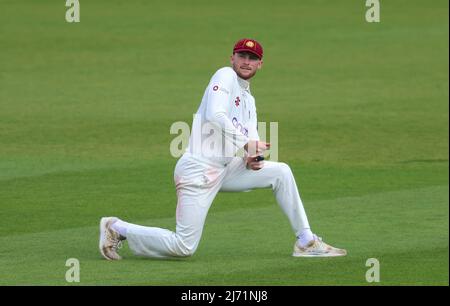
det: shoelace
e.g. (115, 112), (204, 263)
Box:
(312, 235), (325, 250)
(106, 232), (123, 250)
(114, 240), (123, 250)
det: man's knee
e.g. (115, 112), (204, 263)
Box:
(277, 162), (293, 178)
(176, 244), (197, 257)
(174, 235), (200, 257)
(269, 162), (296, 193)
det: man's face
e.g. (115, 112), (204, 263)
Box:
(230, 52), (263, 80)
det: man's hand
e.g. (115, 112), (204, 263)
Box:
(246, 155), (265, 171)
(244, 140), (270, 156)
(244, 141), (269, 170)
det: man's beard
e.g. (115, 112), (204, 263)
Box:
(233, 64), (257, 80)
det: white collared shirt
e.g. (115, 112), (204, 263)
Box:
(186, 67), (259, 166)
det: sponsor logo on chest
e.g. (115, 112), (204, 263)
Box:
(232, 117), (248, 137)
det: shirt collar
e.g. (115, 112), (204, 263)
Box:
(237, 76), (251, 93)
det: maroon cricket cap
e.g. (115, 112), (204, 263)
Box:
(233, 38), (263, 59)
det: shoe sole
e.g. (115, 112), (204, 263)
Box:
(99, 217), (114, 261)
(292, 251), (347, 258)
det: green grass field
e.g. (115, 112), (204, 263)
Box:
(0, 0), (448, 285)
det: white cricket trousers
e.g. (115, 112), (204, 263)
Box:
(126, 153), (311, 258)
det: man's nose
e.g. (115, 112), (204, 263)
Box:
(242, 56), (251, 64)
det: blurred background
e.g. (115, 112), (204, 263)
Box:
(0, 0), (448, 285)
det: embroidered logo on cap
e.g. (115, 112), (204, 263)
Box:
(245, 41), (255, 48)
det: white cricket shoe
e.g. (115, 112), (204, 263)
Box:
(99, 217), (124, 261)
(293, 235), (347, 257)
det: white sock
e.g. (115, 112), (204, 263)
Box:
(297, 229), (314, 248)
(111, 219), (130, 238)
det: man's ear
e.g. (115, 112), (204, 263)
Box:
(257, 60), (264, 70)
